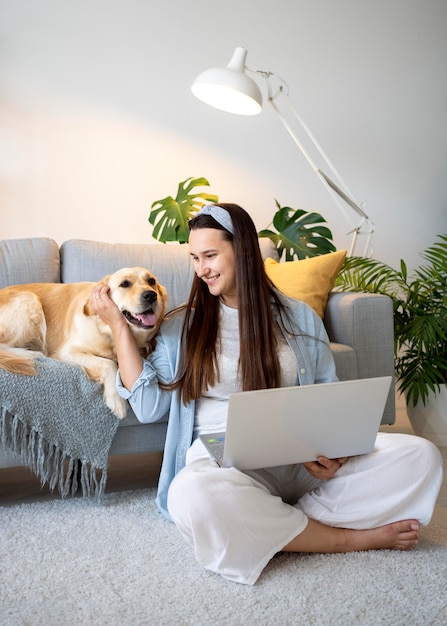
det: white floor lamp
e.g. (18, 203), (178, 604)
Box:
(191, 47), (375, 257)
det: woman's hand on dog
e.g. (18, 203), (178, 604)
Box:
(91, 283), (146, 391)
(91, 284), (125, 329)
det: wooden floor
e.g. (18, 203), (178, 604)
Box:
(1, 395), (446, 512)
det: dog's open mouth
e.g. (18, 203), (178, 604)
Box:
(123, 309), (157, 329)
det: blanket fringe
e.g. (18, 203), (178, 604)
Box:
(1, 407), (108, 500)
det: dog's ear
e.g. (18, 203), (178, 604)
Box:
(158, 283), (168, 300)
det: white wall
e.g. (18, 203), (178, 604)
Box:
(1, 0), (446, 270)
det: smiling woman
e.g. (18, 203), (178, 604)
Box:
(91, 202), (443, 586)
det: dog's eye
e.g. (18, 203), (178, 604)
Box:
(120, 280), (132, 288)
(147, 277), (156, 286)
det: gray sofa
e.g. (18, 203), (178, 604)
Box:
(0, 236), (395, 470)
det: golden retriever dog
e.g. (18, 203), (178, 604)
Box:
(0, 267), (168, 418)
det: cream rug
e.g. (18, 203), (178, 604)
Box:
(1, 488), (446, 626)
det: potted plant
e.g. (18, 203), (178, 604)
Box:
(149, 177), (336, 259)
(336, 234), (447, 446)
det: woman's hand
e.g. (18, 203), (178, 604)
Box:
(91, 284), (125, 330)
(303, 456), (348, 480)
(91, 283), (144, 391)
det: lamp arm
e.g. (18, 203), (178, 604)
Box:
(246, 69), (374, 256)
(281, 90), (364, 208)
(267, 95), (355, 217)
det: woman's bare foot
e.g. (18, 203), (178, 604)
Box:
(282, 518), (420, 554)
(344, 519), (420, 552)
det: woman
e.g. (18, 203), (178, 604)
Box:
(92, 203), (443, 585)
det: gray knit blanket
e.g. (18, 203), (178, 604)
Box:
(0, 356), (119, 498)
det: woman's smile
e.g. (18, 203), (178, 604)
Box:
(189, 228), (237, 308)
(204, 273), (220, 284)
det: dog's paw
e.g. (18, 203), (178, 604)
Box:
(104, 392), (128, 419)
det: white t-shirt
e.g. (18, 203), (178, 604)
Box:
(193, 301), (297, 437)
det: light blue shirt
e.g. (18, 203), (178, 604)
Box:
(117, 295), (337, 520)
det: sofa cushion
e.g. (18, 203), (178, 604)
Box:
(0, 238), (60, 288)
(264, 250), (347, 318)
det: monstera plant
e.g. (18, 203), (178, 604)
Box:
(258, 200), (336, 260)
(149, 177), (336, 259)
(149, 177), (218, 243)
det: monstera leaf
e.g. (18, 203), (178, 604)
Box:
(258, 201), (336, 260)
(149, 177), (218, 243)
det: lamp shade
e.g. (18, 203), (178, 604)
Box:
(191, 47), (262, 115)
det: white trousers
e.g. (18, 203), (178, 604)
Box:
(167, 433), (443, 585)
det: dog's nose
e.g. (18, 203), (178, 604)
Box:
(142, 290), (157, 305)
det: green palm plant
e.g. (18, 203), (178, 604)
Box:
(149, 179), (335, 258)
(335, 234), (447, 407)
(149, 177), (218, 243)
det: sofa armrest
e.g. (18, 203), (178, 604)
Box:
(324, 291), (395, 424)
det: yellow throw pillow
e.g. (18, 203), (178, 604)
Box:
(264, 250), (347, 318)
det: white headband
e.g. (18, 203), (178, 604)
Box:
(197, 204), (234, 234)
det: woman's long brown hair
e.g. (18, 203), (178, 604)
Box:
(165, 203), (286, 405)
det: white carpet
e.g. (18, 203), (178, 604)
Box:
(1, 488), (447, 626)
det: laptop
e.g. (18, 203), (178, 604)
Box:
(199, 376), (392, 470)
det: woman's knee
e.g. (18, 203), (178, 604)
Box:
(167, 460), (215, 525)
(414, 436), (443, 479)
(379, 433), (442, 466)
(402, 433), (443, 468)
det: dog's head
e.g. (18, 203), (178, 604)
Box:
(105, 267), (167, 341)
